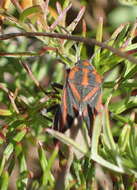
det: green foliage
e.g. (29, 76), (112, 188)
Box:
(118, 0), (137, 5)
(0, 0), (137, 189)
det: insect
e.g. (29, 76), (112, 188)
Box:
(54, 60), (102, 133)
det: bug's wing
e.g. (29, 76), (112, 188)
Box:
(54, 81), (79, 132)
(82, 86), (102, 131)
(88, 88), (102, 111)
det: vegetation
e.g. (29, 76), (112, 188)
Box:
(0, 0), (137, 189)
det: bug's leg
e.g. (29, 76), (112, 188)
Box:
(51, 82), (63, 94)
(53, 104), (62, 131)
(51, 82), (63, 89)
(46, 104), (60, 112)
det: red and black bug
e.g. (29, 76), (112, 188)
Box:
(54, 60), (102, 133)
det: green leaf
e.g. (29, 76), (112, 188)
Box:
(99, 55), (123, 74)
(0, 171), (9, 190)
(123, 64), (137, 80)
(108, 23), (128, 47)
(118, 0), (137, 5)
(17, 153), (28, 190)
(4, 143), (14, 160)
(15, 143), (23, 157)
(91, 113), (102, 155)
(110, 96), (137, 114)
(66, 6), (85, 33)
(63, 0), (70, 9)
(0, 143), (14, 175)
(48, 146), (58, 174)
(94, 17), (103, 68)
(38, 145), (54, 186)
(112, 113), (130, 124)
(102, 108), (116, 150)
(19, 5), (42, 23)
(0, 109), (12, 116)
(46, 129), (87, 155)
(0, 157), (6, 176)
(128, 128), (137, 160)
(38, 146), (48, 185)
(13, 126), (27, 142)
(91, 154), (125, 173)
(118, 124), (131, 152)
(125, 43), (137, 51)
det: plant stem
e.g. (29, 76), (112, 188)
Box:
(0, 32), (137, 64)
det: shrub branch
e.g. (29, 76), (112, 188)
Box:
(0, 32), (137, 64)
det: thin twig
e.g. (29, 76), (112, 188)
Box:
(19, 60), (47, 94)
(0, 46), (58, 57)
(0, 32), (137, 64)
(0, 83), (19, 113)
(70, 0), (96, 29)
